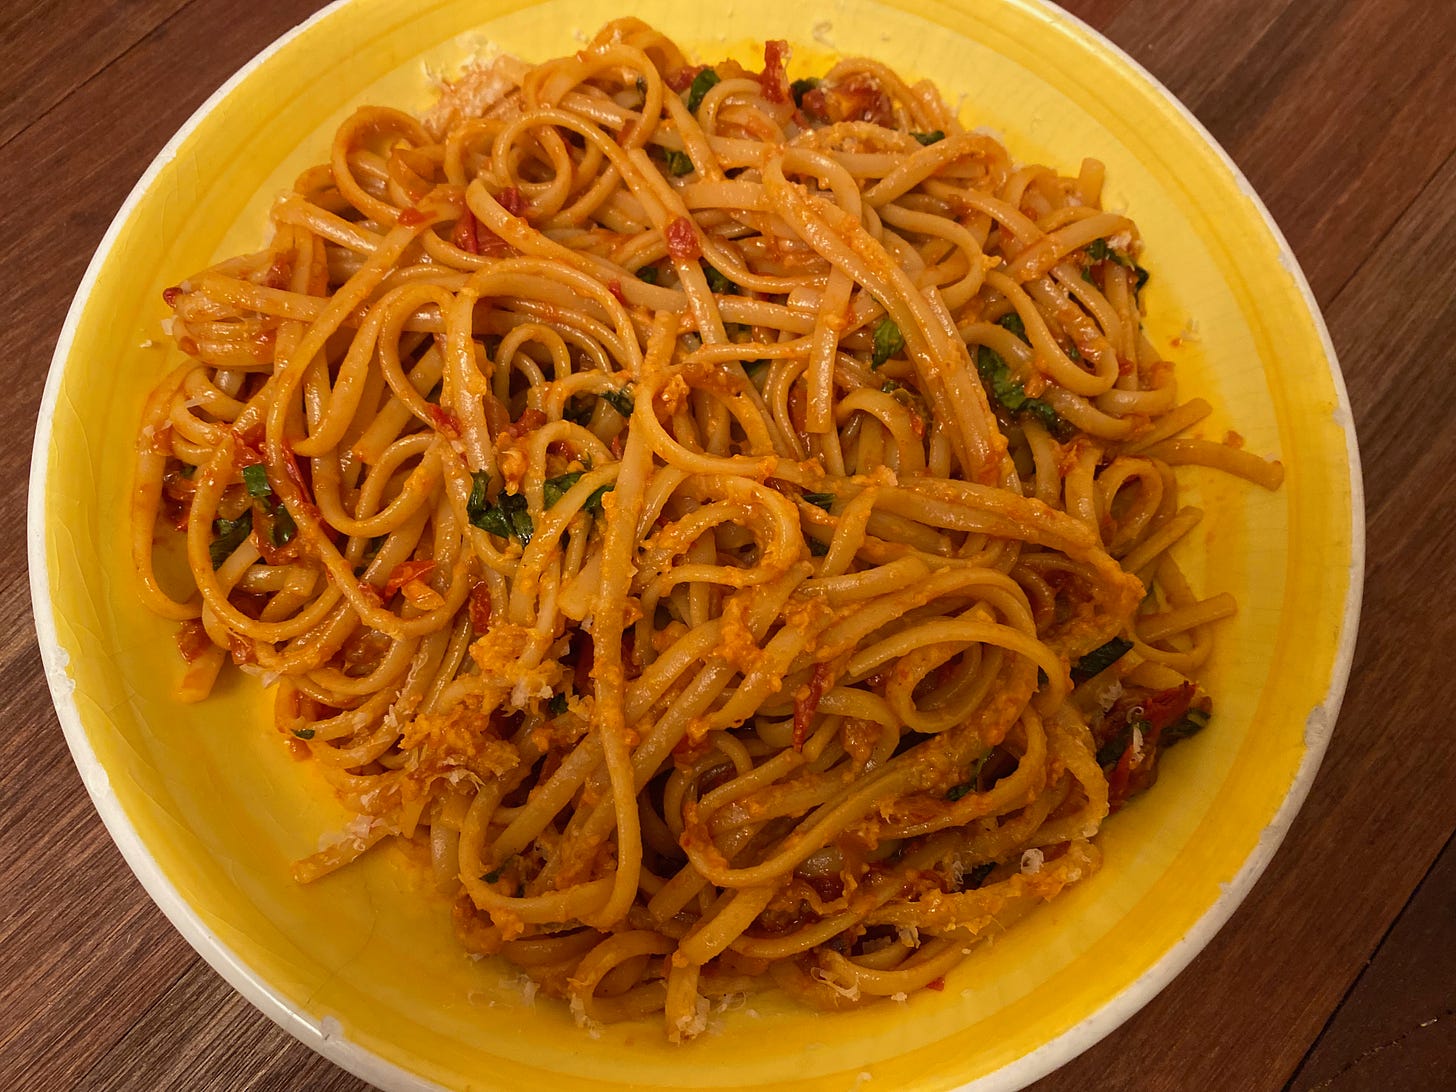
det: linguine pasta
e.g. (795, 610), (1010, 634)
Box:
(134, 20), (1282, 1040)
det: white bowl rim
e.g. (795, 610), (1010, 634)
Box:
(27, 1), (1365, 1089)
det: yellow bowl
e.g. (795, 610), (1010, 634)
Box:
(30, 0), (1362, 1088)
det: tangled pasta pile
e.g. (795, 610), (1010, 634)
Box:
(134, 20), (1282, 1039)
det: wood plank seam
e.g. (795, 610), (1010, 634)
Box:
(1284, 827), (1456, 1090)
(1295, 1010), (1456, 1091)
(1287, 827), (1456, 1089)
(0, 0), (204, 158)
(1314, 143), (1456, 314)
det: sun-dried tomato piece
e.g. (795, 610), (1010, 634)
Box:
(497, 186), (526, 216)
(452, 209), (480, 254)
(792, 662), (834, 750)
(468, 582), (492, 633)
(175, 619), (211, 663)
(665, 216), (700, 260)
(428, 404), (463, 439)
(383, 559), (437, 600)
(759, 40), (790, 103)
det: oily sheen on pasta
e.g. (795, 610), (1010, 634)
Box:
(134, 21), (1283, 1040)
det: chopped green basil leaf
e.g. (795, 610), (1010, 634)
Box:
(1096, 718), (1146, 768)
(466, 470), (491, 525)
(790, 77), (820, 107)
(292, 727), (315, 740)
(583, 482), (614, 515)
(241, 463), (271, 497)
(503, 493), (533, 545)
(634, 265), (659, 285)
(472, 504), (510, 541)
(946, 782), (973, 801)
(972, 748), (995, 787)
(663, 149), (694, 176)
(543, 471), (584, 508)
(911, 130), (945, 145)
(601, 385), (635, 418)
(996, 312), (1027, 340)
(1021, 398), (1061, 434)
(871, 317), (904, 369)
(1089, 237), (1148, 292)
(976, 346), (1027, 410)
(268, 503), (297, 548)
(802, 491), (835, 511)
(1164, 708), (1210, 746)
(701, 261), (735, 295)
(471, 488), (533, 546)
(1072, 636), (1133, 682)
(548, 693), (569, 717)
(881, 378), (926, 414)
(686, 69), (720, 112)
(563, 396), (594, 425)
(209, 510), (254, 569)
(976, 346), (1066, 435)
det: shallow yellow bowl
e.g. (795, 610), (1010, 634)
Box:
(30, 0), (1362, 1088)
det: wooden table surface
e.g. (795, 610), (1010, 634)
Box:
(3, 1), (1453, 1088)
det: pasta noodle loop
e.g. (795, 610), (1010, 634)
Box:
(135, 22), (1284, 1040)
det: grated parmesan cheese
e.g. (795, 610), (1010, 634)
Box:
(521, 981), (538, 1006)
(811, 968), (862, 1001)
(1097, 680), (1124, 713)
(669, 996), (711, 1042)
(713, 992), (747, 1013)
(238, 664), (281, 688)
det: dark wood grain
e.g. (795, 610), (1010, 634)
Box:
(1290, 832), (1456, 1090)
(84, 961), (370, 1092)
(0, 0), (355, 1089)
(1094, 0), (1456, 307)
(4, 1), (1453, 1089)
(0, 0), (194, 147)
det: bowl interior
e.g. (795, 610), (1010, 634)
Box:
(33, 0), (1360, 1088)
